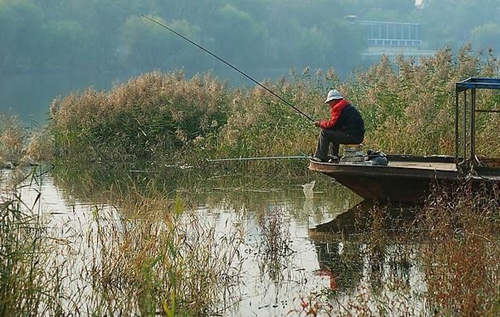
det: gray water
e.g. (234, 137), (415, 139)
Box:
(0, 72), (135, 123)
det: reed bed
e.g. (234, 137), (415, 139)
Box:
(0, 168), (246, 316)
(0, 115), (53, 167)
(48, 70), (230, 166)
(0, 47), (497, 171)
(349, 45), (500, 156)
(0, 115), (27, 166)
(41, 45), (500, 174)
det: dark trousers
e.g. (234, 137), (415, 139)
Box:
(314, 129), (363, 160)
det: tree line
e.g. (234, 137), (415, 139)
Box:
(0, 0), (499, 80)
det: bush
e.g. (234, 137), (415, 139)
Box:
(49, 70), (230, 164)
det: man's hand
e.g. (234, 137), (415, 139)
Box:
(314, 121), (320, 127)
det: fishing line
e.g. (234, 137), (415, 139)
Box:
(115, 4), (314, 122)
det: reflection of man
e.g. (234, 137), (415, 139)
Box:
(312, 240), (363, 292)
(315, 264), (338, 290)
(312, 89), (365, 162)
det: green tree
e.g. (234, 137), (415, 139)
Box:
(40, 20), (87, 69)
(0, 0), (44, 71)
(294, 26), (330, 67)
(2, 0), (498, 84)
(206, 4), (269, 69)
(471, 23), (500, 54)
(418, 0), (500, 50)
(121, 15), (202, 72)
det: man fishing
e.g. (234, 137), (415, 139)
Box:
(312, 89), (365, 162)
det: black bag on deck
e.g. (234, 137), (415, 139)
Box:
(367, 150), (388, 166)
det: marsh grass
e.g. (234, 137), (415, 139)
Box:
(255, 207), (294, 283)
(419, 184), (500, 316)
(49, 70), (230, 165)
(295, 185), (500, 316)
(0, 115), (27, 165)
(44, 46), (500, 176)
(351, 46), (500, 156)
(0, 167), (61, 316)
(0, 115), (53, 167)
(86, 195), (245, 316)
(1, 167), (246, 316)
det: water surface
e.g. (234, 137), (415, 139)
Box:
(2, 166), (431, 316)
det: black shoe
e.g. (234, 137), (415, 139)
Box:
(311, 156), (326, 162)
(328, 156), (339, 163)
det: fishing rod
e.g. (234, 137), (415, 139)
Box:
(206, 155), (309, 162)
(137, 12), (315, 122)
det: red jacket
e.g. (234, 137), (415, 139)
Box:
(319, 99), (349, 129)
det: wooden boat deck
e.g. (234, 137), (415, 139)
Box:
(309, 155), (460, 176)
(385, 160), (457, 171)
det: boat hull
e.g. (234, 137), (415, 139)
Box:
(309, 156), (499, 203)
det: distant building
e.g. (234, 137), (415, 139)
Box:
(357, 19), (435, 61)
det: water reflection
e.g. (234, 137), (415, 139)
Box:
(310, 200), (419, 237)
(307, 202), (427, 316)
(2, 164), (434, 316)
(309, 239), (427, 315)
(2, 165), (363, 315)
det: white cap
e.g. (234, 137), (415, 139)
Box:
(324, 89), (343, 103)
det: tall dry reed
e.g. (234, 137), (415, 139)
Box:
(49, 70), (229, 165)
(1, 167), (246, 316)
(419, 183), (500, 316)
(0, 115), (54, 166)
(0, 115), (27, 165)
(45, 45), (500, 172)
(350, 45), (500, 156)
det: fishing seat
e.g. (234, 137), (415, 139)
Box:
(340, 144), (365, 162)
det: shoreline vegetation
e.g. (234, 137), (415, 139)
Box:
(2, 46), (500, 172)
(1, 46), (500, 170)
(1, 47), (500, 315)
